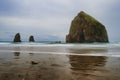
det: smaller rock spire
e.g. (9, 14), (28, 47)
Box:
(13, 33), (21, 42)
(29, 35), (35, 42)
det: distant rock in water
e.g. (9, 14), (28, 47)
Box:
(66, 11), (109, 43)
(13, 33), (21, 42)
(29, 35), (35, 42)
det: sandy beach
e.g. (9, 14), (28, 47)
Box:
(0, 43), (120, 80)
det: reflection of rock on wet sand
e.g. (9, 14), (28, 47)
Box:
(69, 55), (107, 79)
(69, 55), (106, 70)
(14, 52), (20, 59)
(14, 47), (21, 59)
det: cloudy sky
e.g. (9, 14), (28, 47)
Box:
(0, 0), (120, 42)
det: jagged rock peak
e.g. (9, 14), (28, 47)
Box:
(66, 11), (109, 43)
(13, 33), (21, 42)
(79, 11), (85, 14)
(29, 35), (35, 42)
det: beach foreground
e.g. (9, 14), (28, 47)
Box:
(0, 42), (120, 80)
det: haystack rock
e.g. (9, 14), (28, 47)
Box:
(29, 35), (35, 42)
(66, 11), (109, 43)
(13, 33), (21, 42)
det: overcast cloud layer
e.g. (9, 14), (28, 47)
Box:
(0, 0), (120, 42)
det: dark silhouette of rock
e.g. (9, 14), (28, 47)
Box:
(14, 52), (20, 56)
(31, 61), (38, 65)
(13, 33), (21, 42)
(66, 11), (109, 43)
(29, 35), (35, 42)
(14, 52), (20, 59)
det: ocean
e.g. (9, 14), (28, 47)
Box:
(0, 42), (120, 80)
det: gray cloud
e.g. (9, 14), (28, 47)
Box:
(0, 0), (120, 42)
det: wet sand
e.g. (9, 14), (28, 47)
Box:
(0, 44), (120, 80)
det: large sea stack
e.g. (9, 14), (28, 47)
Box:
(29, 35), (35, 42)
(13, 33), (21, 42)
(66, 11), (109, 43)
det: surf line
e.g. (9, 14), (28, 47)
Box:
(0, 50), (120, 57)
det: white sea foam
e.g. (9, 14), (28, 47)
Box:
(0, 43), (119, 49)
(0, 42), (120, 57)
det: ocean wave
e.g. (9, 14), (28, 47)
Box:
(0, 42), (120, 49)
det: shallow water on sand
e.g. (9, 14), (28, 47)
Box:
(0, 42), (120, 80)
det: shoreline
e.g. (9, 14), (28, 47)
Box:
(0, 43), (120, 80)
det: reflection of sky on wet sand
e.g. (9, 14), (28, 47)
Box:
(0, 51), (72, 80)
(0, 45), (120, 80)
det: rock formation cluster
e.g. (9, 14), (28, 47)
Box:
(13, 33), (35, 42)
(13, 11), (109, 43)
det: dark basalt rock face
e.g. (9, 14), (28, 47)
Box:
(13, 33), (21, 42)
(29, 35), (35, 42)
(66, 11), (109, 43)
